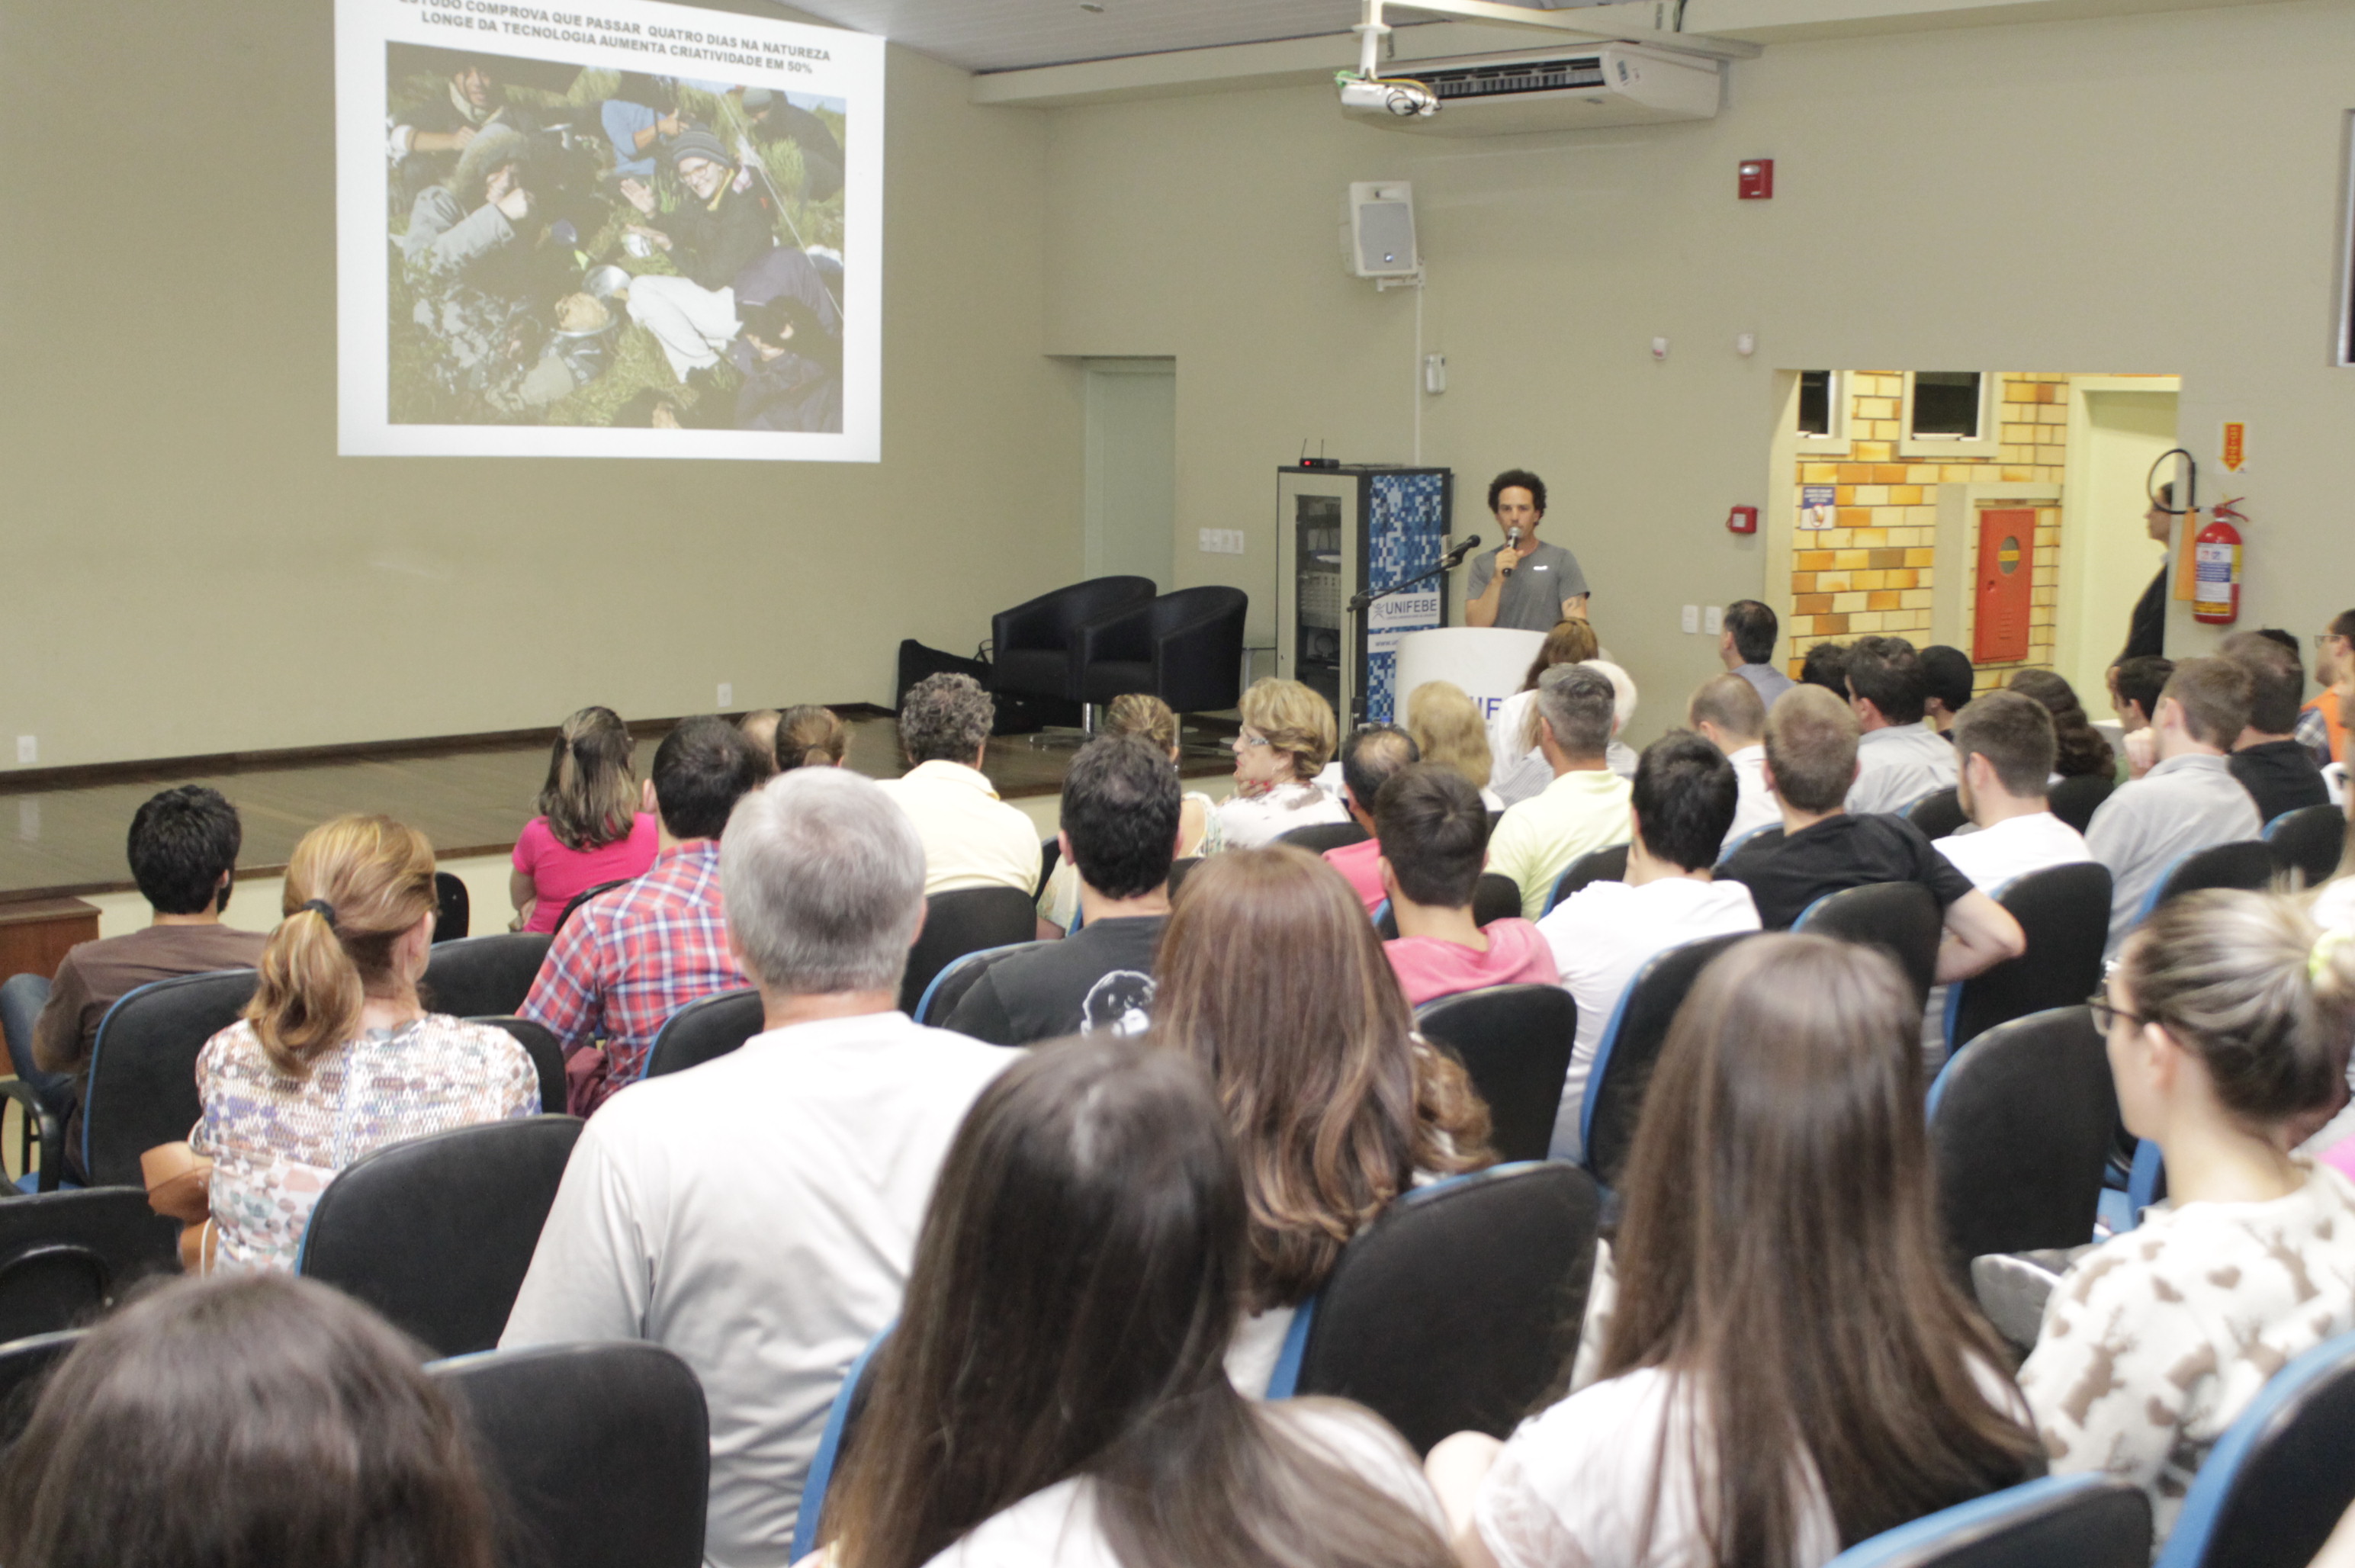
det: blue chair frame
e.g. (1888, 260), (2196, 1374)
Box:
(2154, 1328), (2355, 1567)
(1827, 1473), (2150, 1566)
(792, 1327), (895, 1562)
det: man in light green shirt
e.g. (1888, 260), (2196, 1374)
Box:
(1488, 664), (1634, 918)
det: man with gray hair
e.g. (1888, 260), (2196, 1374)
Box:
(503, 767), (1014, 1568)
(1485, 663), (1634, 918)
(875, 671), (1042, 895)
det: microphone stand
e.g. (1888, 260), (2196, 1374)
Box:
(1341, 536), (1480, 726)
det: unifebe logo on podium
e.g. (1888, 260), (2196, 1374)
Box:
(336, 0), (882, 460)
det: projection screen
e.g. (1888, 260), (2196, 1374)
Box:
(336, 0), (882, 460)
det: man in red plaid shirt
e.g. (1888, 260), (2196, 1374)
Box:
(522, 717), (761, 1115)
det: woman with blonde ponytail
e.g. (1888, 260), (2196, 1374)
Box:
(192, 815), (539, 1271)
(2022, 889), (2355, 1546)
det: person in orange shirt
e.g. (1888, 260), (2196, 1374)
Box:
(2299, 610), (2355, 766)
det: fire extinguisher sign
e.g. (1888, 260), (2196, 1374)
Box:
(2221, 421), (2249, 473)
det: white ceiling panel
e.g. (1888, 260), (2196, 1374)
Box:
(769, 0), (1384, 73)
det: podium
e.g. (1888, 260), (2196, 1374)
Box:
(1274, 465), (1454, 726)
(1393, 628), (1547, 729)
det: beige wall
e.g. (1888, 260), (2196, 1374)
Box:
(2, 0), (1078, 770)
(1041, 0), (2355, 744)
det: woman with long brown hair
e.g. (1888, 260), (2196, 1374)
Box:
(1427, 934), (2038, 1567)
(1152, 847), (1492, 1393)
(195, 815), (538, 1271)
(2006, 668), (2116, 778)
(824, 1039), (1454, 1568)
(509, 705), (657, 932)
(1491, 620), (1602, 805)
(0, 1274), (500, 1568)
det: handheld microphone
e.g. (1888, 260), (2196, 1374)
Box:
(1508, 525), (1523, 547)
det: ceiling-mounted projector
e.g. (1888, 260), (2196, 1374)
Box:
(1340, 43), (1722, 135)
(1338, 76), (1438, 118)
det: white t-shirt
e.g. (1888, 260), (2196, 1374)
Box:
(1489, 691), (1552, 808)
(923, 1399), (1444, 1568)
(1934, 810), (2093, 894)
(1535, 877), (1761, 1161)
(1723, 744), (1780, 847)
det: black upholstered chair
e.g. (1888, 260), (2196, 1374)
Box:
(1545, 843), (1629, 914)
(1414, 986), (1576, 1164)
(298, 1115), (583, 1358)
(1034, 837), (1060, 901)
(1277, 821), (1368, 854)
(0, 1189), (178, 1342)
(1944, 863), (2112, 1055)
(1579, 932), (1756, 1188)
(1076, 586), (1250, 716)
(555, 878), (634, 935)
(899, 888), (1041, 1015)
(2265, 803), (2345, 888)
(432, 1342), (710, 1568)
(1277, 1163), (1602, 1454)
(466, 1016), (567, 1117)
(1, 973), (73, 1184)
(1165, 857), (1202, 899)
(1908, 786), (1968, 840)
(422, 933), (551, 1023)
(1926, 1006), (2114, 1284)
(991, 577), (1158, 712)
(80, 969), (258, 1189)
(2047, 773), (2116, 835)
(1794, 881), (1942, 1008)
(2133, 839), (2275, 927)
(1827, 1473), (2150, 1568)
(643, 988), (766, 1081)
(1373, 873), (1521, 940)
(2151, 1328), (2355, 1568)
(0, 1329), (83, 1447)
(433, 871), (471, 943)
(915, 941), (1049, 1027)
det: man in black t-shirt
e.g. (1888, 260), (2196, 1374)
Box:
(945, 736), (1181, 1046)
(1718, 686), (2023, 982)
(2221, 631), (2331, 824)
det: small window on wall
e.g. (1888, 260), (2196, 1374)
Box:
(1794, 370), (1849, 454)
(1899, 371), (1999, 458)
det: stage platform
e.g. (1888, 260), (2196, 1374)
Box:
(0, 712), (1239, 903)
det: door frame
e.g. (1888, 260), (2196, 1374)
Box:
(2056, 375), (2180, 693)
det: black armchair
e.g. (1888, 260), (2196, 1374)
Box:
(990, 577), (1158, 708)
(1077, 586), (1249, 715)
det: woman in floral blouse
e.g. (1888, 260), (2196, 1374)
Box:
(193, 815), (538, 1272)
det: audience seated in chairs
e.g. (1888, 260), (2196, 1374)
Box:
(1537, 731), (1759, 1162)
(1489, 619), (1599, 807)
(1920, 644), (1976, 734)
(1424, 934), (2041, 1567)
(509, 706), (658, 935)
(503, 766), (1013, 1568)
(1798, 638), (1851, 696)
(1325, 725), (1422, 912)
(2109, 653), (2174, 744)
(1486, 665), (1634, 921)
(737, 708), (783, 779)
(2302, 610), (2355, 768)
(0, 1274), (500, 1566)
(1406, 680), (1506, 809)
(2086, 657), (2263, 957)
(519, 715), (757, 1113)
(2008, 667), (2117, 780)
(1720, 597), (1795, 713)
(822, 1039), (1454, 1568)
(773, 703), (850, 773)
(1375, 766), (1558, 1009)
(2222, 630), (2333, 823)
(1586, 660), (1643, 782)
(1718, 686), (2025, 991)
(1688, 673), (1780, 843)
(1149, 847), (1492, 1395)
(27, 786), (264, 1183)
(1216, 678), (1349, 850)
(1939, 692), (2096, 894)
(2022, 891), (2355, 1547)
(1036, 692), (1219, 930)
(1845, 635), (1959, 815)
(875, 673), (1043, 896)
(191, 815), (538, 1272)
(946, 735), (1178, 1046)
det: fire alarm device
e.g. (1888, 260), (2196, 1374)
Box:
(1738, 159), (1773, 199)
(1726, 505), (1758, 535)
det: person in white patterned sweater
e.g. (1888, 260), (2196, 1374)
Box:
(2021, 889), (2355, 1544)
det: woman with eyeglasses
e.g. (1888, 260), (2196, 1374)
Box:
(1213, 679), (1349, 850)
(2020, 889), (2355, 1546)
(2301, 612), (2355, 767)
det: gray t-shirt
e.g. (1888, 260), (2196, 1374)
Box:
(1468, 538), (1591, 631)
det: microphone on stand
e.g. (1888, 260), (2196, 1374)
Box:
(1444, 533), (1482, 565)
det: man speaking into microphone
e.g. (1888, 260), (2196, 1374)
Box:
(1466, 468), (1592, 631)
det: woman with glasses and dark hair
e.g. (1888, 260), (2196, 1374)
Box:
(822, 1039), (1456, 1568)
(2022, 890), (2355, 1547)
(1426, 934), (2039, 1568)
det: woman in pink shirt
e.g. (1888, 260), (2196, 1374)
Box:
(509, 707), (658, 933)
(1377, 766), (1560, 1008)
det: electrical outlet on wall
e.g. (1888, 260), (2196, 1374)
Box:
(14, 736), (33, 765)
(1197, 529), (1245, 556)
(1680, 605), (1700, 635)
(1704, 606), (1724, 634)
(717, 683), (734, 708)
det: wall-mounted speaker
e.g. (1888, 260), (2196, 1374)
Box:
(1341, 182), (1418, 279)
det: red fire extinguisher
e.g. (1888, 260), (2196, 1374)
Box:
(2193, 500), (2245, 625)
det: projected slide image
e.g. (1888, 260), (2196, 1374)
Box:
(339, 0), (882, 461)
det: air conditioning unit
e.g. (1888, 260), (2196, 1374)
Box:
(1342, 43), (1721, 136)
